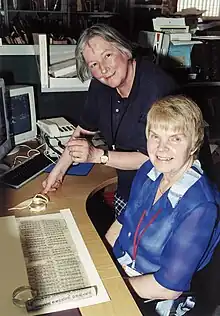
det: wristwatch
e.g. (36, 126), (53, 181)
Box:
(100, 149), (109, 165)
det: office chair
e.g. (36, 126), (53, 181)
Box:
(184, 240), (220, 316)
(140, 241), (220, 316)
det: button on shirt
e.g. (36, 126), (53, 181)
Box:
(113, 160), (220, 292)
(111, 96), (130, 144)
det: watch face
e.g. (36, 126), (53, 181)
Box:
(101, 155), (108, 164)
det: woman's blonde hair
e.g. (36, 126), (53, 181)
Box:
(146, 95), (204, 158)
(75, 24), (133, 82)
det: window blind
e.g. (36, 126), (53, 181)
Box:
(177, 0), (220, 16)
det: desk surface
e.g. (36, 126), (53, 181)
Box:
(1, 164), (141, 316)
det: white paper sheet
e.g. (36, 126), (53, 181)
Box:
(0, 209), (110, 316)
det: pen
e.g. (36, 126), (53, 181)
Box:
(26, 285), (97, 311)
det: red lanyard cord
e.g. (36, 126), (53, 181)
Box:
(132, 208), (162, 262)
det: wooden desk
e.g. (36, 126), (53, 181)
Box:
(1, 164), (141, 316)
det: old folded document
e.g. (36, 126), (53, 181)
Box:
(0, 209), (109, 316)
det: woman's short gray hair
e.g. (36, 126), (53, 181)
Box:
(75, 24), (133, 82)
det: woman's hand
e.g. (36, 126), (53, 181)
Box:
(66, 138), (103, 163)
(42, 168), (65, 194)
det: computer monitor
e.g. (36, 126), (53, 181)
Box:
(0, 78), (12, 173)
(7, 85), (37, 147)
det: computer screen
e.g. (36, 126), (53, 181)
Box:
(0, 79), (12, 162)
(7, 85), (37, 145)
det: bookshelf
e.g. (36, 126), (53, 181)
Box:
(0, 0), (119, 91)
(1, 0), (119, 30)
(2, 0), (71, 26)
(0, 41), (90, 92)
(34, 34), (90, 92)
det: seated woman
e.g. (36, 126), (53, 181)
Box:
(105, 95), (220, 315)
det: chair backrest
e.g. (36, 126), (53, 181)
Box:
(195, 240), (220, 298)
(188, 239), (220, 315)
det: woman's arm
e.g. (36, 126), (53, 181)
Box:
(129, 274), (182, 300)
(105, 220), (182, 300)
(104, 150), (148, 170)
(66, 136), (148, 170)
(105, 220), (122, 247)
(54, 125), (97, 169)
(42, 125), (96, 193)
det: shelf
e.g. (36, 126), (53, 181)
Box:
(43, 77), (90, 92)
(8, 9), (69, 13)
(7, 9), (116, 15)
(0, 45), (35, 55)
(186, 81), (220, 87)
(132, 4), (163, 9)
(75, 11), (117, 15)
(0, 44), (75, 58)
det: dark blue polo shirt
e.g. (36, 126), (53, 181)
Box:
(80, 57), (178, 201)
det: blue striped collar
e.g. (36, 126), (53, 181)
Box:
(147, 160), (203, 208)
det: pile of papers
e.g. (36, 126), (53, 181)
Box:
(49, 58), (77, 78)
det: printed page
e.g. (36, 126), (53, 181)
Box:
(16, 209), (109, 315)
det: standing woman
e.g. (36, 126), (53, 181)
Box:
(42, 24), (178, 219)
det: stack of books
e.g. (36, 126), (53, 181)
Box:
(49, 57), (77, 78)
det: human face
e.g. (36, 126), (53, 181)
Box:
(147, 126), (194, 179)
(83, 36), (130, 88)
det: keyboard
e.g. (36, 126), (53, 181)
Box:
(0, 153), (54, 189)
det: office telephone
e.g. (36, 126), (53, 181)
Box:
(37, 117), (106, 158)
(37, 117), (75, 157)
(37, 117), (75, 138)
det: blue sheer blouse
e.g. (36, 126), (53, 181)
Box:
(113, 160), (220, 291)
